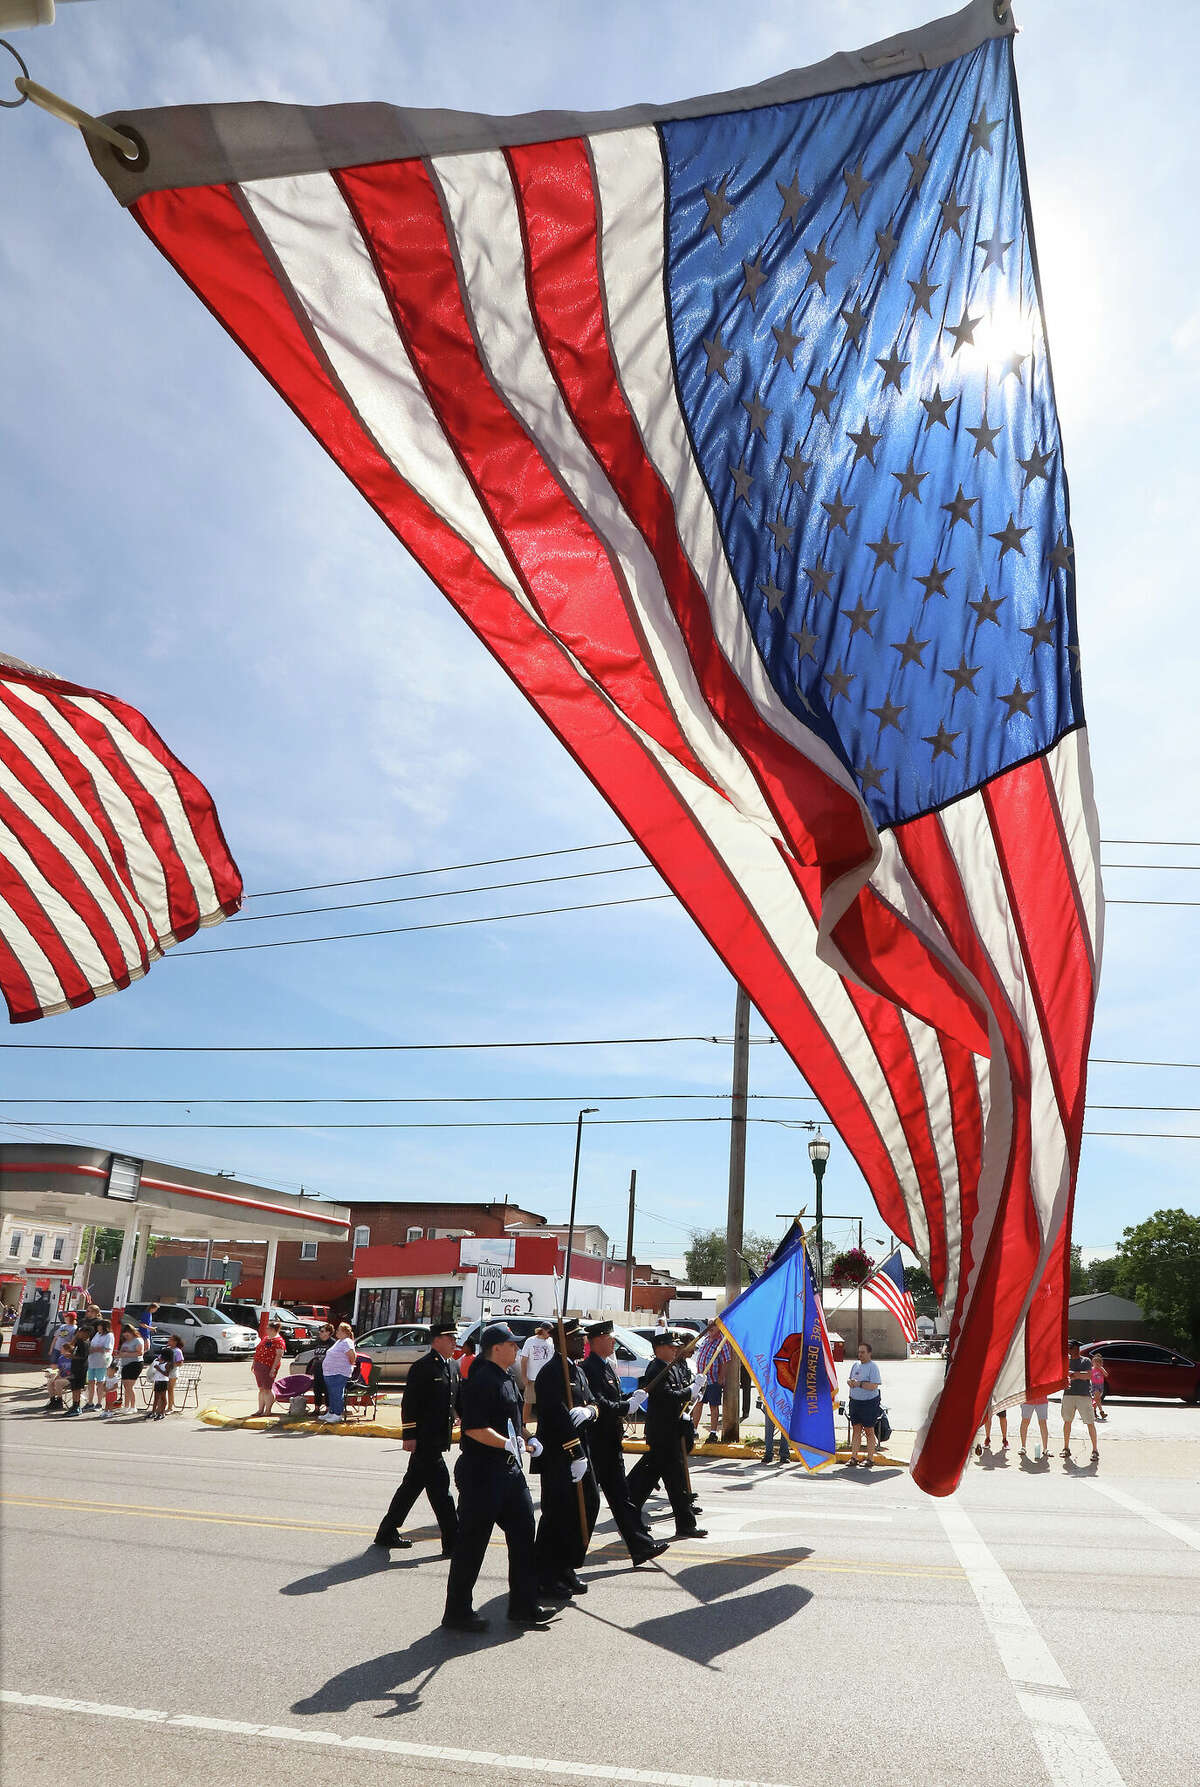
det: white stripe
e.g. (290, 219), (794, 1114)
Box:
(1046, 729), (1103, 964)
(0, 886), (67, 1013)
(66, 695), (220, 916)
(6, 685), (173, 935)
(245, 161), (921, 1192)
(433, 147), (784, 845)
(0, 815), (115, 989)
(1086, 1481), (1200, 1553)
(936, 1503), (1128, 1787)
(0, 1692), (794, 1787)
(0, 694), (157, 951)
(0, 748), (149, 972)
(240, 171), (522, 604)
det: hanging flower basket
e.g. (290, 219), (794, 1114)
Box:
(828, 1247), (875, 1290)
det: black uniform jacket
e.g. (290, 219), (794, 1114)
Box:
(533, 1354), (597, 1471)
(401, 1347), (459, 1451)
(641, 1354), (694, 1442)
(457, 1356), (525, 1465)
(579, 1349), (631, 1446)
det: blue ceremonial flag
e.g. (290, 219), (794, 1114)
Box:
(718, 1227), (836, 1472)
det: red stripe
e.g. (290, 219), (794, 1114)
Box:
(337, 157), (715, 794)
(0, 925), (40, 1023)
(131, 181), (912, 1209)
(983, 758), (1096, 1398)
(0, 851), (96, 1011)
(503, 136), (966, 1277)
(894, 805), (1037, 1496)
(0, 682), (153, 956)
(0, 784), (140, 994)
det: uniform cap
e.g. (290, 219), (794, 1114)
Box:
(479, 1322), (520, 1349)
(585, 1319), (614, 1338)
(430, 1322), (457, 1339)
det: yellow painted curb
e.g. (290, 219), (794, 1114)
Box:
(195, 1407), (910, 1465)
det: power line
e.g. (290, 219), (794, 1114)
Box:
(2, 1116), (1195, 1138)
(0, 1034), (779, 1053)
(1099, 838), (1200, 847)
(173, 893), (675, 956)
(230, 863), (655, 924)
(0, 1091), (819, 1107)
(247, 839), (638, 900)
(1101, 863), (1200, 871)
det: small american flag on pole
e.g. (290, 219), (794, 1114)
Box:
(862, 1250), (920, 1346)
(86, 0), (1100, 1492)
(0, 654), (242, 1022)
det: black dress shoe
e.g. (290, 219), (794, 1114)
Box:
(564, 1572), (588, 1595)
(537, 1579), (573, 1600)
(507, 1605), (556, 1626)
(441, 1612), (489, 1633)
(372, 1532), (413, 1550)
(630, 1539), (670, 1566)
(672, 1525), (708, 1540)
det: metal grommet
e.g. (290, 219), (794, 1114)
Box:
(993, 0), (1011, 23)
(0, 37), (31, 107)
(108, 121), (149, 172)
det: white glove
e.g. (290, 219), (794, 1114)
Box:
(690, 1375), (705, 1395)
(525, 1435), (543, 1458)
(569, 1404), (596, 1426)
(504, 1433), (523, 1462)
(569, 1457), (588, 1482)
(627, 1389), (648, 1413)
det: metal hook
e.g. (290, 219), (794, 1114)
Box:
(1, 37), (147, 168)
(0, 37), (30, 106)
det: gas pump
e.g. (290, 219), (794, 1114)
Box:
(9, 1269), (75, 1359)
(180, 1277), (231, 1308)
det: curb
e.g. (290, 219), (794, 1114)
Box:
(195, 1406), (909, 1464)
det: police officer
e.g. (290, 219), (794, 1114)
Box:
(374, 1321), (460, 1555)
(533, 1319), (600, 1598)
(626, 1331), (708, 1539)
(442, 1323), (555, 1634)
(580, 1319), (669, 1568)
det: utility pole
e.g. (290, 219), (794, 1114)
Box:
(721, 985), (751, 1442)
(624, 1169), (636, 1314)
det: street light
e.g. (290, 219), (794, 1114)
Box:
(807, 1130), (831, 1291)
(562, 1107), (599, 1312)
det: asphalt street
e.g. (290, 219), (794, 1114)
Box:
(1, 1364), (1197, 1787)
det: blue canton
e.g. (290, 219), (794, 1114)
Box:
(661, 38), (1081, 829)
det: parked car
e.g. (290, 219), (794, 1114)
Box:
(124, 1301), (258, 1361)
(217, 1302), (312, 1354)
(1079, 1340), (1200, 1402)
(293, 1322), (432, 1386)
(287, 1303), (331, 1325)
(456, 1316), (655, 1393)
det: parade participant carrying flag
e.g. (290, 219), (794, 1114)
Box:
(862, 1251), (920, 1347)
(718, 1225), (836, 1473)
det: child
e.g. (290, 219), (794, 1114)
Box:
(1089, 1352), (1109, 1422)
(147, 1344), (172, 1420)
(166, 1340), (184, 1413)
(101, 1360), (122, 1419)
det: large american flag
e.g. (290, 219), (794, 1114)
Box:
(88, 0), (1101, 1493)
(0, 654), (242, 1021)
(862, 1250), (921, 1346)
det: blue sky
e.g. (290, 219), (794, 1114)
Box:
(1, 0), (1197, 1270)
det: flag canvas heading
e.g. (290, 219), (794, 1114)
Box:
(82, 0), (1101, 1495)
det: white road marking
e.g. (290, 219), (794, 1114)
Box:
(1086, 1480), (1200, 1552)
(936, 1501), (1128, 1787)
(0, 1691), (790, 1786)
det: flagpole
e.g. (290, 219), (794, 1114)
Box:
(721, 984), (750, 1443)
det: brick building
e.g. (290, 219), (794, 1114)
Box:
(151, 1199), (548, 1314)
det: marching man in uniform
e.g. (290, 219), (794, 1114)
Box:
(374, 1320), (460, 1556)
(626, 1330), (708, 1540)
(533, 1318), (600, 1600)
(580, 1319), (669, 1568)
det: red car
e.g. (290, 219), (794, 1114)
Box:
(1080, 1340), (1200, 1403)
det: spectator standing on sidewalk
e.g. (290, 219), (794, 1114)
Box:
(85, 1320), (114, 1410)
(1019, 1400), (1049, 1460)
(846, 1343), (882, 1467)
(1061, 1340), (1100, 1463)
(319, 1323), (356, 1423)
(518, 1322), (555, 1421)
(118, 1325), (145, 1411)
(252, 1320), (287, 1416)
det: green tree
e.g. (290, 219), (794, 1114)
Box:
(1110, 1208), (1200, 1349)
(904, 1266), (940, 1318)
(1069, 1243), (1087, 1296)
(685, 1227), (777, 1286)
(1083, 1255), (1120, 1295)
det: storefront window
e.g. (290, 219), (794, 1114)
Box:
(358, 1285), (462, 1331)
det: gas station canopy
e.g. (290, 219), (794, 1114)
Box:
(0, 1143), (349, 1246)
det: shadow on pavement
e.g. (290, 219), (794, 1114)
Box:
(670, 1545), (813, 1603)
(292, 1610), (527, 1717)
(623, 1581), (812, 1666)
(281, 1547), (407, 1596)
(837, 1464), (904, 1483)
(975, 1447), (1013, 1470)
